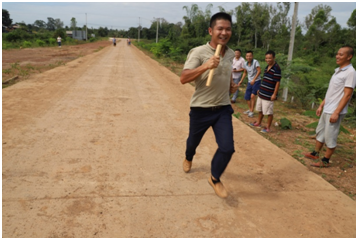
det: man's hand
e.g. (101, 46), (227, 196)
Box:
(330, 112), (339, 123)
(230, 83), (239, 94)
(270, 94), (276, 101)
(316, 106), (323, 117)
(204, 55), (220, 70)
(250, 81), (254, 86)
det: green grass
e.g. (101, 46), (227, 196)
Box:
(303, 110), (320, 119)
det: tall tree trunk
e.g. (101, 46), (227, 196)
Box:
(255, 30), (257, 48)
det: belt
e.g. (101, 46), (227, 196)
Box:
(190, 105), (229, 111)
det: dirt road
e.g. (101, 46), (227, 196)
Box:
(2, 39), (355, 237)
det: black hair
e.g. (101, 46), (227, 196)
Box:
(265, 50), (276, 57)
(341, 45), (354, 58)
(246, 50), (253, 55)
(235, 49), (242, 53)
(210, 12), (232, 28)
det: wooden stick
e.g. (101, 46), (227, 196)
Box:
(206, 44), (222, 87)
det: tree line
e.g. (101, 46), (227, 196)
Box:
(2, 4), (356, 119)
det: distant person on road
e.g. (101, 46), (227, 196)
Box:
(238, 51), (261, 118)
(127, 37), (131, 46)
(304, 45), (356, 167)
(231, 49), (245, 103)
(249, 50), (281, 133)
(57, 36), (62, 48)
(113, 37), (116, 46)
(180, 12), (238, 198)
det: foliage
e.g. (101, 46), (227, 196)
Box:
(22, 41), (32, 48)
(2, 9), (12, 27)
(280, 118), (292, 129)
(302, 110), (320, 119)
(49, 38), (56, 45)
(35, 39), (45, 47)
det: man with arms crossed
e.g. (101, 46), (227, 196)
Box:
(238, 51), (261, 118)
(304, 46), (356, 167)
(180, 12), (238, 198)
(250, 50), (281, 133)
(231, 49), (245, 103)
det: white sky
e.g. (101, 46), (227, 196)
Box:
(2, 1), (356, 31)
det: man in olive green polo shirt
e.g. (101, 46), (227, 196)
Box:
(180, 12), (238, 198)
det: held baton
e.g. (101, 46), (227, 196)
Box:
(206, 44), (222, 87)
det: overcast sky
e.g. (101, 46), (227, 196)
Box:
(2, 1), (356, 31)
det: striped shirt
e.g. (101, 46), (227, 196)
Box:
(258, 62), (281, 101)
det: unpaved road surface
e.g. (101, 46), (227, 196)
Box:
(2, 39), (355, 237)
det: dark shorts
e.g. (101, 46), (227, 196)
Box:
(244, 81), (261, 100)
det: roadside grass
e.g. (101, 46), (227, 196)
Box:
(2, 61), (68, 88)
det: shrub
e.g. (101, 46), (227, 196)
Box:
(22, 41), (32, 48)
(89, 37), (96, 42)
(36, 39), (45, 47)
(49, 38), (56, 45)
(280, 118), (292, 130)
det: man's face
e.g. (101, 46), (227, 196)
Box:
(265, 54), (275, 66)
(336, 47), (352, 66)
(235, 51), (241, 58)
(245, 52), (253, 63)
(209, 19), (232, 46)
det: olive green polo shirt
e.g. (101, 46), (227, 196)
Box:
(183, 42), (235, 107)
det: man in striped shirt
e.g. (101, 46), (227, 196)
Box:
(250, 50), (281, 133)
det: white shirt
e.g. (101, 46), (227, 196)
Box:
(324, 64), (356, 115)
(243, 59), (261, 83)
(232, 56), (245, 79)
(57, 37), (61, 42)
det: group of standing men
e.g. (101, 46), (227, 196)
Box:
(230, 49), (281, 133)
(180, 12), (355, 198)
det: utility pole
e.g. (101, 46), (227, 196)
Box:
(85, 13), (87, 40)
(283, 2), (299, 102)
(156, 18), (159, 43)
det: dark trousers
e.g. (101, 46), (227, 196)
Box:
(185, 105), (235, 180)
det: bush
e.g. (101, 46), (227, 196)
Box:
(49, 38), (56, 45)
(22, 41), (32, 48)
(280, 118), (292, 129)
(36, 39), (45, 47)
(4, 29), (34, 42)
(89, 37), (96, 42)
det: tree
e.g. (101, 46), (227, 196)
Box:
(251, 3), (270, 49)
(347, 9), (356, 29)
(33, 20), (46, 30)
(54, 18), (63, 29)
(235, 3), (252, 46)
(304, 4), (332, 30)
(97, 27), (109, 37)
(2, 9), (12, 27)
(70, 17), (77, 30)
(46, 17), (56, 31)
(306, 9), (329, 51)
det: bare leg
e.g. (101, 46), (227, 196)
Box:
(257, 112), (264, 125)
(250, 94), (256, 112)
(315, 140), (324, 153)
(324, 147), (336, 159)
(246, 100), (251, 110)
(267, 114), (273, 130)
